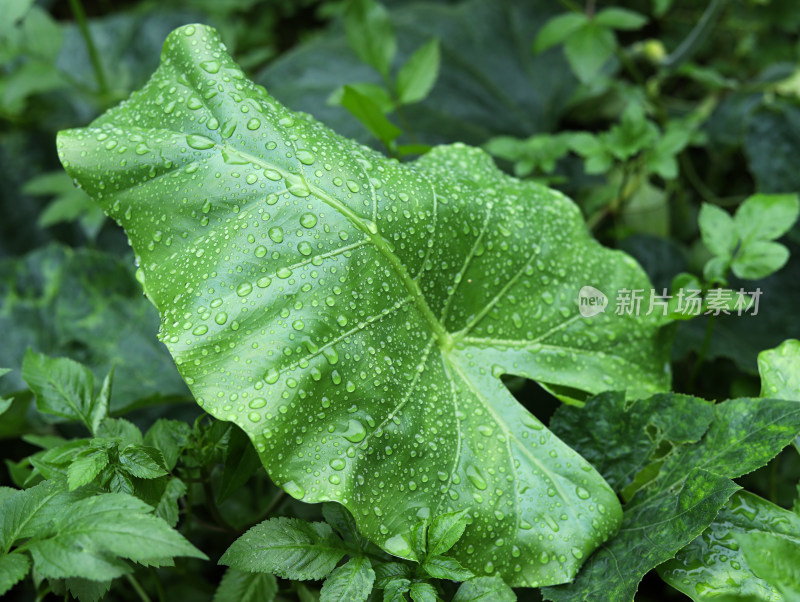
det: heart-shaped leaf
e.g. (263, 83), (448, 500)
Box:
(57, 24), (669, 586)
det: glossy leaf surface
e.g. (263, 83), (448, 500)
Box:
(58, 24), (669, 586)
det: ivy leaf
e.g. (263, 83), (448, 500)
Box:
(220, 517), (347, 581)
(57, 24), (669, 586)
(213, 568), (278, 602)
(421, 555), (473, 581)
(0, 552), (29, 596)
(21, 349), (107, 433)
(759, 339), (800, 400)
(545, 394), (800, 602)
(427, 510), (469, 557)
(320, 556), (375, 602)
(659, 491), (800, 601)
(452, 575), (516, 602)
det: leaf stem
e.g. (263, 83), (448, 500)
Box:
(125, 574), (152, 602)
(68, 0), (110, 102)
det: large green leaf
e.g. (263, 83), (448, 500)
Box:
(57, 24), (669, 586)
(658, 491), (800, 601)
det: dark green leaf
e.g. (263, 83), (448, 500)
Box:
(220, 517), (347, 581)
(0, 245), (188, 411)
(659, 491), (800, 601)
(58, 24), (670, 587)
(545, 395), (800, 601)
(396, 39), (440, 105)
(452, 576), (516, 602)
(213, 568), (278, 602)
(345, 0), (396, 77)
(745, 101), (800, 194)
(421, 556), (473, 581)
(551, 392), (713, 493)
(320, 556), (375, 602)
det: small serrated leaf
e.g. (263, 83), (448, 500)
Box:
(220, 517), (347, 581)
(421, 556), (473, 581)
(320, 556), (375, 602)
(118, 445), (168, 479)
(67, 449), (109, 490)
(427, 510), (469, 557)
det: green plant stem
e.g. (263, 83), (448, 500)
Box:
(125, 574), (152, 602)
(256, 489), (287, 523)
(663, 0), (726, 71)
(679, 153), (717, 203)
(68, 0), (110, 102)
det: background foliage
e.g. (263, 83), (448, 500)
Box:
(1, 0), (799, 600)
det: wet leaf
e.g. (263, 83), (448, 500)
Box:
(58, 24), (669, 586)
(659, 491), (800, 601)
